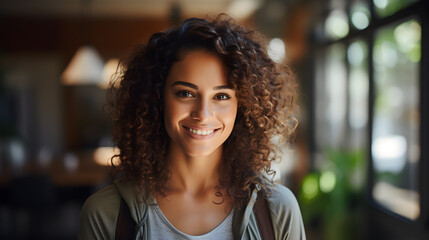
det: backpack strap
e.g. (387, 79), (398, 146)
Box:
(253, 190), (275, 240)
(115, 197), (135, 240)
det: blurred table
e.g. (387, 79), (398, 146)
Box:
(0, 149), (112, 188)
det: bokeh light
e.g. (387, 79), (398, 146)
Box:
(351, 4), (370, 30)
(374, 0), (389, 9)
(320, 171), (336, 193)
(267, 38), (286, 63)
(347, 41), (366, 66)
(394, 20), (421, 62)
(325, 10), (349, 39)
(302, 174), (320, 200)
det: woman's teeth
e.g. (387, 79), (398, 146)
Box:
(188, 128), (215, 136)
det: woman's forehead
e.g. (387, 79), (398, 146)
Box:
(166, 50), (229, 88)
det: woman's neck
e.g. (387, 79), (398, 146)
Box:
(165, 142), (223, 195)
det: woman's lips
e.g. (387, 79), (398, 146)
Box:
(183, 126), (220, 138)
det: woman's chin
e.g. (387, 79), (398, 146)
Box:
(182, 145), (223, 159)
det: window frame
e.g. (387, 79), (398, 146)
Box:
(310, 0), (429, 238)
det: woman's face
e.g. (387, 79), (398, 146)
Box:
(163, 50), (238, 158)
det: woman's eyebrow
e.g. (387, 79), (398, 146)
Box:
(172, 81), (233, 90)
(172, 81), (198, 89)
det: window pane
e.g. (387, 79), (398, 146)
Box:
(315, 43), (347, 150)
(347, 39), (369, 193)
(348, 39), (369, 148)
(373, 0), (419, 18)
(372, 19), (421, 220)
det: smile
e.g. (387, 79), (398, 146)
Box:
(183, 126), (220, 136)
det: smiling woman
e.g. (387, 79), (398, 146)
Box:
(164, 50), (238, 158)
(78, 14), (305, 240)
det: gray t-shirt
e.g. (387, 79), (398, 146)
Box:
(147, 204), (234, 240)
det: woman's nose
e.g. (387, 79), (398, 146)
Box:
(191, 99), (212, 121)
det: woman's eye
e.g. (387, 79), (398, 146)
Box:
(176, 90), (194, 98)
(214, 93), (231, 100)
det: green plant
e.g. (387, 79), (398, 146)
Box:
(298, 149), (366, 240)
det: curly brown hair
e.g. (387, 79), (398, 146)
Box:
(108, 14), (298, 208)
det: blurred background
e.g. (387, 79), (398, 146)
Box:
(0, 0), (428, 239)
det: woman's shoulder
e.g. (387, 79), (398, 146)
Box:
(258, 176), (300, 212)
(79, 184), (121, 239)
(266, 184), (300, 212)
(82, 184), (121, 214)
(266, 184), (307, 239)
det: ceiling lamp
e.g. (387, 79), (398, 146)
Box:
(227, 0), (262, 19)
(61, 45), (104, 85)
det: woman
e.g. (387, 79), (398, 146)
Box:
(79, 15), (305, 239)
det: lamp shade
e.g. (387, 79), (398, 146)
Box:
(100, 58), (121, 89)
(61, 46), (104, 85)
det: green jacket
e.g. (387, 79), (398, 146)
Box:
(78, 179), (306, 240)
